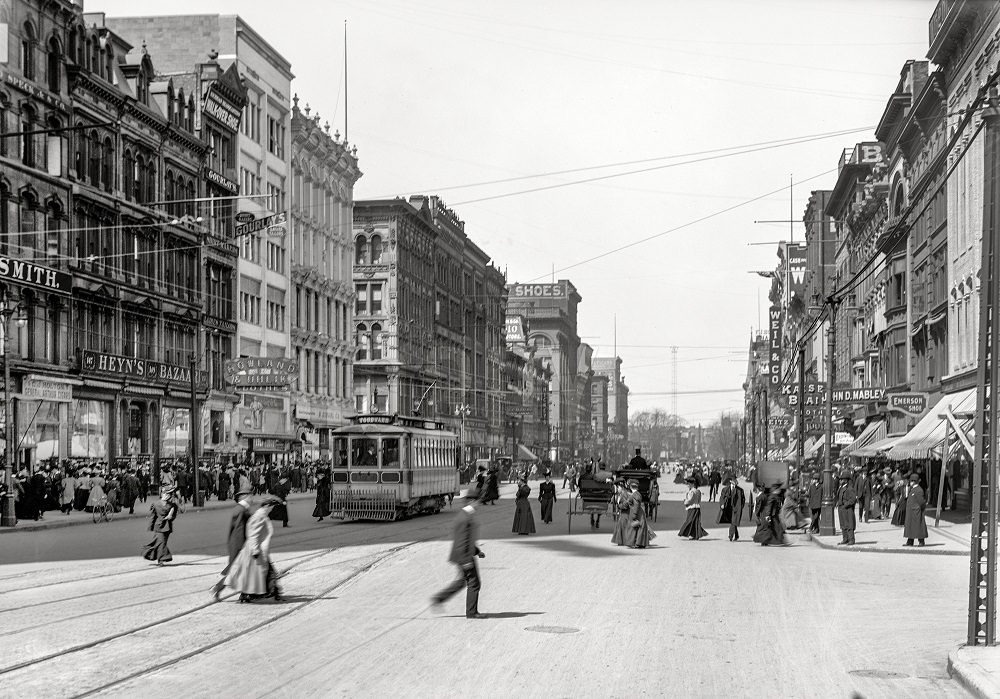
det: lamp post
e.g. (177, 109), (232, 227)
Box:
(0, 294), (25, 527)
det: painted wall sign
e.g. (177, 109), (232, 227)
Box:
(508, 282), (566, 299)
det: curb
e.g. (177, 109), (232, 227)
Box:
(949, 646), (1000, 699)
(0, 492), (316, 535)
(804, 531), (967, 556)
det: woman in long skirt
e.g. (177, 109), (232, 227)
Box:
(313, 471), (332, 522)
(512, 477), (536, 534)
(142, 486), (179, 565)
(537, 471), (556, 524)
(678, 477), (708, 540)
(610, 482), (631, 545)
(624, 480), (656, 548)
(753, 485), (787, 546)
(225, 495), (282, 602)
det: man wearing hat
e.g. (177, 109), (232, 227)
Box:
(212, 485), (253, 601)
(432, 488), (487, 619)
(143, 485), (179, 565)
(628, 448), (649, 470)
(903, 472), (928, 546)
(835, 470), (856, 545)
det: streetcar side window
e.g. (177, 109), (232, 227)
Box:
(333, 437), (349, 467)
(354, 438), (378, 467)
(383, 438), (399, 468)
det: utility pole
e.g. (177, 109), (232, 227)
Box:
(820, 299), (838, 536)
(796, 344), (805, 481)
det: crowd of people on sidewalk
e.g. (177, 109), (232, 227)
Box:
(3, 457), (328, 525)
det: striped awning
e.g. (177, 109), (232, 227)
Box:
(853, 434), (903, 458)
(841, 419), (886, 456)
(888, 388), (977, 461)
(805, 437), (824, 458)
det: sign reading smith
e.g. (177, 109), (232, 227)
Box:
(0, 257), (72, 295)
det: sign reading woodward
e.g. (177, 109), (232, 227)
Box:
(224, 357), (298, 389)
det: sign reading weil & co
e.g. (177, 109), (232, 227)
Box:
(81, 351), (208, 388)
(888, 392), (929, 417)
(224, 357), (298, 388)
(0, 257), (72, 295)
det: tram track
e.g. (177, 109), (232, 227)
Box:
(71, 537), (429, 699)
(0, 517), (450, 687)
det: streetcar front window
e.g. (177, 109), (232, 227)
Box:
(354, 438), (378, 467)
(382, 438), (399, 468)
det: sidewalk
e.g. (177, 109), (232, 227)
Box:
(950, 646), (1000, 699)
(806, 509), (970, 556)
(0, 491), (317, 535)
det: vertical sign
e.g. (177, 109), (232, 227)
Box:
(768, 306), (783, 390)
(786, 243), (808, 301)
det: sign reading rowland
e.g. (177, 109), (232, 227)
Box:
(224, 357), (298, 389)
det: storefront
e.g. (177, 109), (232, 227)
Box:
(76, 350), (207, 481)
(236, 392), (295, 464)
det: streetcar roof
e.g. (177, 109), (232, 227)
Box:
(331, 423), (457, 438)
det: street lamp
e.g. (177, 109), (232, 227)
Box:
(0, 294), (26, 527)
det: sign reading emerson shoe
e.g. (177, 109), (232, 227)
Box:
(0, 257), (72, 295)
(224, 357), (298, 389)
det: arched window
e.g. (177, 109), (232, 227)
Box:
(187, 96), (195, 130)
(73, 122), (86, 177)
(46, 36), (61, 93)
(123, 148), (135, 200)
(356, 323), (368, 360)
(166, 85), (175, 124)
(101, 136), (113, 191)
(355, 235), (368, 264)
(175, 88), (184, 126)
(88, 130), (100, 186)
(185, 180), (195, 217)
(145, 160), (156, 204)
(136, 68), (148, 105)
(0, 97), (9, 158)
(370, 234), (382, 263)
(20, 105), (36, 167)
(892, 178), (904, 217)
(134, 154), (146, 203)
(0, 179), (10, 256)
(371, 323), (383, 360)
(105, 47), (114, 83)
(165, 170), (175, 215)
(89, 36), (98, 75)
(21, 22), (36, 80)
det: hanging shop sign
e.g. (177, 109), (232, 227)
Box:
(81, 351), (208, 388)
(832, 387), (886, 404)
(203, 84), (243, 132)
(235, 211), (286, 238)
(767, 415), (792, 427)
(505, 315), (525, 343)
(19, 376), (72, 402)
(887, 392), (928, 417)
(224, 357), (297, 388)
(204, 167), (239, 195)
(768, 306), (783, 390)
(0, 256), (72, 295)
(786, 243), (808, 300)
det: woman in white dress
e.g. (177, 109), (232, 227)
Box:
(225, 495), (283, 602)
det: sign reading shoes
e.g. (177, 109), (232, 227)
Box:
(224, 357), (298, 387)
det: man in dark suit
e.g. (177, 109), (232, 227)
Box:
(432, 491), (487, 619)
(269, 475), (292, 527)
(212, 486), (253, 601)
(628, 448), (649, 470)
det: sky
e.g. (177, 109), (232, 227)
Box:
(91, 0), (937, 426)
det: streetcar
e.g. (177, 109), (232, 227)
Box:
(329, 413), (459, 521)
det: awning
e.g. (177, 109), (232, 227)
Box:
(805, 437), (824, 458)
(516, 443), (539, 462)
(841, 420), (886, 456)
(887, 388), (977, 461)
(853, 434), (903, 457)
(781, 439), (798, 460)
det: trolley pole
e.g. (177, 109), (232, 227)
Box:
(820, 299), (838, 536)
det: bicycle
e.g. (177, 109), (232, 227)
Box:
(92, 496), (114, 524)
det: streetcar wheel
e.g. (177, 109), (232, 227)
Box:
(106, 507), (114, 522)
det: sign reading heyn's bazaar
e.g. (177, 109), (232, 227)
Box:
(81, 350), (208, 388)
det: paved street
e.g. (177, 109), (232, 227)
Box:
(0, 481), (971, 698)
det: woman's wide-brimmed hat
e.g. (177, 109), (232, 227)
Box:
(260, 495), (283, 507)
